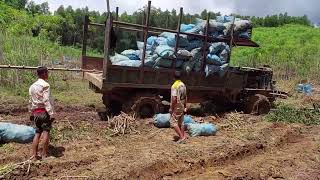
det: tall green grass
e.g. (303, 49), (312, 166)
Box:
(231, 24), (320, 79)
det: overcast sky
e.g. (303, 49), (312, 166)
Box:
(33, 0), (319, 23)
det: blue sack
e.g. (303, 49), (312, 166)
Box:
(121, 50), (140, 60)
(187, 123), (217, 137)
(155, 45), (175, 58)
(113, 60), (141, 67)
(153, 114), (171, 128)
(0, 123), (35, 144)
(297, 83), (313, 95)
(183, 115), (195, 124)
(147, 36), (158, 46)
(207, 54), (226, 66)
(154, 57), (184, 68)
(153, 114), (196, 128)
(238, 32), (250, 39)
(181, 24), (196, 32)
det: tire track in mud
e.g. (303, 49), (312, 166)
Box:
(3, 155), (99, 179)
(126, 124), (305, 180)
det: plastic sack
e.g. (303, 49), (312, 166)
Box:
(207, 54), (226, 66)
(234, 20), (252, 32)
(167, 35), (189, 48)
(219, 49), (229, 62)
(186, 40), (203, 51)
(155, 45), (175, 58)
(195, 18), (225, 33)
(297, 83), (313, 95)
(147, 36), (158, 46)
(154, 57), (184, 68)
(113, 60), (141, 67)
(159, 32), (189, 48)
(156, 37), (168, 45)
(181, 24), (196, 32)
(238, 31), (250, 39)
(111, 53), (131, 64)
(153, 114), (196, 128)
(187, 123), (217, 137)
(143, 54), (158, 67)
(137, 41), (153, 51)
(182, 61), (196, 74)
(216, 15), (235, 23)
(177, 50), (193, 60)
(209, 42), (229, 55)
(121, 50), (140, 60)
(183, 115), (195, 124)
(0, 123), (35, 143)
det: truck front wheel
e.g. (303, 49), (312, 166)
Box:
(123, 94), (163, 118)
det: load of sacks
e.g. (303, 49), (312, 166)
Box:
(110, 15), (252, 77)
(153, 114), (217, 137)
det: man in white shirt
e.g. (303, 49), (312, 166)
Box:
(29, 67), (54, 159)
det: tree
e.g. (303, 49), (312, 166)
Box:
(40, 2), (49, 14)
(26, 1), (41, 15)
(4, 0), (27, 9)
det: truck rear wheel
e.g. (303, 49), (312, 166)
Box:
(244, 94), (271, 115)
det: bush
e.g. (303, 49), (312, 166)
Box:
(265, 103), (320, 125)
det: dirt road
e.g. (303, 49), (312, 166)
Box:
(1, 106), (319, 180)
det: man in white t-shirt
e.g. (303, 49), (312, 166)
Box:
(29, 66), (55, 160)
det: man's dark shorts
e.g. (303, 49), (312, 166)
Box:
(30, 112), (52, 133)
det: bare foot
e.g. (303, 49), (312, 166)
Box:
(176, 137), (187, 144)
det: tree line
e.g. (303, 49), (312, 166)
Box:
(1, 0), (312, 53)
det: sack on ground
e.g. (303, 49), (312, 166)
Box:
(153, 114), (195, 128)
(0, 123), (35, 144)
(187, 123), (217, 137)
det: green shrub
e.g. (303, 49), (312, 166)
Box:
(265, 103), (320, 125)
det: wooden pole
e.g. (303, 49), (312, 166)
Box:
(228, 16), (236, 63)
(106, 0), (110, 13)
(139, 1), (151, 83)
(0, 65), (102, 73)
(103, 13), (113, 80)
(201, 12), (210, 72)
(172, 7), (183, 73)
(88, 21), (259, 47)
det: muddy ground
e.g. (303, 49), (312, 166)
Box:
(0, 105), (319, 180)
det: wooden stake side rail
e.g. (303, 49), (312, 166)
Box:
(0, 65), (103, 73)
(88, 21), (259, 47)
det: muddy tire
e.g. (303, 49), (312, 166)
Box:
(123, 94), (163, 118)
(244, 94), (271, 115)
(102, 95), (122, 116)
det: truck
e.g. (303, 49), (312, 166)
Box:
(81, 1), (287, 118)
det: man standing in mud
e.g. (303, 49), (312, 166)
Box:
(170, 71), (188, 143)
(29, 66), (54, 160)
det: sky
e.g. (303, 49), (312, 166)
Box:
(33, 0), (319, 24)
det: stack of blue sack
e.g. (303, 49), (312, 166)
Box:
(0, 123), (35, 144)
(153, 114), (217, 137)
(110, 15), (252, 78)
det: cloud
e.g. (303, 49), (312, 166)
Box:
(33, 0), (319, 23)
